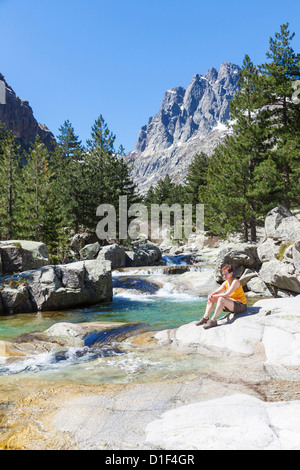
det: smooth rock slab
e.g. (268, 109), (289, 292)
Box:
(155, 308), (263, 357)
(155, 296), (300, 372)
(145, 393), (300, 450)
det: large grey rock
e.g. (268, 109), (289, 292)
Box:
(247, 277), (272, 297)
(4, 260), (113, 313)
(96, 243), (162, 269)
(0, 240), (49, 274)
(97, 243), (126, 269)
(0, 285), (33, 314)
(70, 233), (98, 254)
(80, 242), (101, 260)
(259, 259), (300, 294)
(257, 238), (279, 263)
(130, 244), (162, 267)
(239, 268), (258, 287)
(214, 243), (261, 282)
(83, 260), (113, 305)
(265, 206), (300, 242)
(25, 265), (70, 311)
(163, 270), (220, 297)
(56, 261), (85, 289)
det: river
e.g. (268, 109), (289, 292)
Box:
(0, 257), (214, 386)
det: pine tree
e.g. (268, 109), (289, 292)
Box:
(144, 185), (157, 208)
(152, 174), (176, 205)
(201, 138), (247, 239)
(20, 136), (55, 241)
(82, 115), (140, 238)
(202, 56), (277, 242)
(81, 115), (115, 230)
(0, 121), (7, 142)
(56, 119), (83, 158)
(0, 131), (22, 239)
(52, 120), (85, 232)
(259, 23), (300, 209)
(185, 152), (209, 206)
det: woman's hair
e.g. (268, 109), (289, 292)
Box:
(221, 264), (234, 273)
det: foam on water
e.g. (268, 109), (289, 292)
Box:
(154, 283), (202, 301)
(112, 289), (156, 302)
(97, 352), (161, 374)
(0, 344), (122, 376)
(113, 282), (203, 303)
(113, 267), (165, 276)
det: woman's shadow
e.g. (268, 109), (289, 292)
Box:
(218, 305), (261, 324)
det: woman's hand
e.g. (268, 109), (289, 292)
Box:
(208, 293), (217, 302)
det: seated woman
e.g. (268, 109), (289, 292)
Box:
(196, 264), (247, 329)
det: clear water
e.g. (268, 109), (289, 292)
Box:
(0, 271), (206, 340)
(0, 268), (211, 384)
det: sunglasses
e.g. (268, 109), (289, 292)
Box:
(222, 272), (230, 277)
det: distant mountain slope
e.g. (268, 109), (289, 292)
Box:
(0, 73), (55, 151)
(125, 62), (240, 193)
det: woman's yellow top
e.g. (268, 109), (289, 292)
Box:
(225, 279), (247, 304)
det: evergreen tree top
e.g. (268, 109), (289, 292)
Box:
(260, 23), (300, 87)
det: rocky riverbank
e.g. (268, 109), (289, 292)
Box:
(0, 292), (299, 450)
(0, 205), (300, 450)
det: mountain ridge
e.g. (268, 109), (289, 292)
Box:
(0, 72), (55, 152)
(125, 61), (240, 193)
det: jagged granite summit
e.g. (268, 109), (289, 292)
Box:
(0, 73), (55, 151)
(126, 62), (240, 193)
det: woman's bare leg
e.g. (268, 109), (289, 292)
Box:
(211, 297), (235, 322)
(203, 299), (216, 319)
(196, 298), (216, 324)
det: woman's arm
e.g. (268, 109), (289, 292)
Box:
(208, 282), (226, 298)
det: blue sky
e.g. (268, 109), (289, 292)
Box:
(0, 0), (300, 152)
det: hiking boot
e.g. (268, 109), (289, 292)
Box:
(195, 317), (209, 326)
(203, 319), (217, 329)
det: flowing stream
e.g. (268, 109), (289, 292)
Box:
(0, 257), (215, 385)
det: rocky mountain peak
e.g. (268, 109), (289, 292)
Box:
(0, 73), (55, 152)
(126, 62), (240, 193)
(204, 67), (218, 83)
